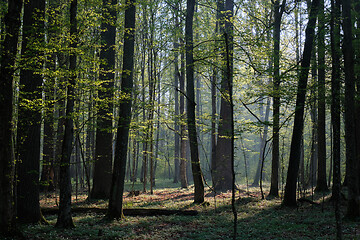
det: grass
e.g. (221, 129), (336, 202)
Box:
(16, 179), (360, 239)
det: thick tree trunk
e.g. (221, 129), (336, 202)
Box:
(315, 0), (328, 192)
(355, 0), (360, 200)
(342, 0), (360, 219)
(0, 0), (22, 234)
(283, 0), (319, 207)
(55, 0), (77, 228)
(107, 0), (136, 219)
(16, 0), (45, 223)
(213, 0), (233, 192)
(41, 62), (56, 192)
(185, 0), (204, 203)
(91, 0), (117, 200)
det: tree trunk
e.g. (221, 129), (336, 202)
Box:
(211, 69), (217, 185)
(173, 24), (180, 183)
(213, 0), (233, 192)
(269, 0), (285, 198)
(342, 0), (360, 219)
(16, 0), (45, 223)
(283, 0), (319, 207)
(180, 38), (188, 189)
(0, 0), (22, 234)
(185, 0), (204, 203)
(309, 74), (318, 187)
(91, 0), (117, 200)
(107, 0), (136, 219)
(55, 0), (77, 228)
(330, 0), (342, 236)
(315, 0), (328, 192)
(253, 98), (270, 187)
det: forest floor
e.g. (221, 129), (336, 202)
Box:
(17, 180), (360, 239)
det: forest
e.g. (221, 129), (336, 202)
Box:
(0, 0), (360, 239)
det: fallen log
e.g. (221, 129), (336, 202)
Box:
(42, 207), (198, 216)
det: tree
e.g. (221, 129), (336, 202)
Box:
(342, 0), (360, 219)
(0, 0), (23, 234)
(330, 0), (342, 235)
(107, 0), (136, 219)
(185, 0), (204, 203)
(55, 0), (78, 228)
(315, 0), (328, 192)
(269, 0), (286, 198)
(283, 0), (320, 207)
(213, 0), (233, 192)
(16, 0), (46, 223)
(91, 0), (117, 200)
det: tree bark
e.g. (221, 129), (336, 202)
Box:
(173, 24), (180, 183)
(55, 0), (77, 228)
(315, 0), (328, 192)
(283, 0), (319, 207)
(0, 0), (23, 234)
(107, 0), (136, 219)
(269, 0), (285, 198)
(342, 0), (360, 219)
(16, 0), (45, 223)
(180, 38), (188, 189)
(91, 0), (117, 200)
(185, 0), (204, 203)
(330, 0), (342, 236)
(213, 0), (233, 192)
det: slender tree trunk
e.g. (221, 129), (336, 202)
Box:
(56, 0), (77, 228)
(185, 0), (204, 203)
(107, 0), (136, 219)
(253, 98), (270, 187)
(309, 75), (318, 187)
(0, 0), (22, 234)
(91, 0), (117, 200)
(211, 69), (217, 185)
(16, 0), (45, 223)
(315, 0), (328, 192)
(180, 38), (188, 188)
(330, 0), (342, 236)
(269, 0), (286, 198)
(283, 0), (320, 207)
(173, 26), (180, 183)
